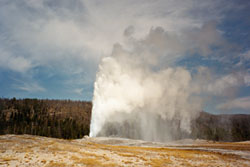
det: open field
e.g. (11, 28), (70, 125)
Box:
(0, 135), (250, 167)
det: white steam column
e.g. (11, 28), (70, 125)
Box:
(90, 27), (202, 141)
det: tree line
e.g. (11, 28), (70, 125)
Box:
(0, 98), (249, 141)
(191, 111), (250, 142)
(0, 98), (92, 139)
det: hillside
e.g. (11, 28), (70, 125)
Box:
(0, 98), (91, 139)
(191, 112), (250, 141)
(0, 98), (250, 141)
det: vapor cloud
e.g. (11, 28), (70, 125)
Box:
(88, 0), (250, 139)
(90, 25), (234, 141)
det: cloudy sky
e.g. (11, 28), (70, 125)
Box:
(0, 0), (249, 114)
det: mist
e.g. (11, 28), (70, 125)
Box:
(89, 18), (249, 141)
(89, 27), (207, 141)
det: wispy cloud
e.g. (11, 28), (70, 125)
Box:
(12, 81), (45, 93)
(217, 96), (250, 110)
(0, 48), (32, 73)
(0, 0), (235, 73)
(73, 88), (84, 96)
(0, 0), (249, 104)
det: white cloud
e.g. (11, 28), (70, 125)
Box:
(217, 96), (250, 110)
(0, 0), (247, 102)
(0, 0), (233, 73)
(192, 68), (249, 97)
(242, 50), (250, 60)
(73, 88), (84, 95)
(0, 48), (32, 73)
(13, 82), (45, 93)
(236, 50), (250, 67)
(244, 75), (250, 86)
(206, 73), (243, 96)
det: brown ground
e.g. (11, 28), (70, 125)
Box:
(0, 135), (250, 167)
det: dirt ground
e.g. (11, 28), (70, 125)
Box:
(0, 135), (250, 166)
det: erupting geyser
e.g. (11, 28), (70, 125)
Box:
(90, 27), (204, 142)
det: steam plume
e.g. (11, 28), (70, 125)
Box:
(90, 27), (206, 141)
(90, 24), (245, 141)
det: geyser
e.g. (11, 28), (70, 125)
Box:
(90, 27), (204, 142)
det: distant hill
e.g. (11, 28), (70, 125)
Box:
(191, 111), (250, 142)
(0, 98), (91, 139)
(0, 98), (249, 141)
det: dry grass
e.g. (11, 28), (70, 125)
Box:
(45, 162), (68, 167)
(0, 135), (249, 167)
(1, 157), (17, 162)
(148, 157), (172, 167)
(71, 154), (116, 166)
(73, 157), (103, 166)
(174, 142), (250, 151)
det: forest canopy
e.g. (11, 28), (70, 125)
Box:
(0, 98), (91, 139)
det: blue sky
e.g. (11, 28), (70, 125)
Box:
(0, 0), (249, 114)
